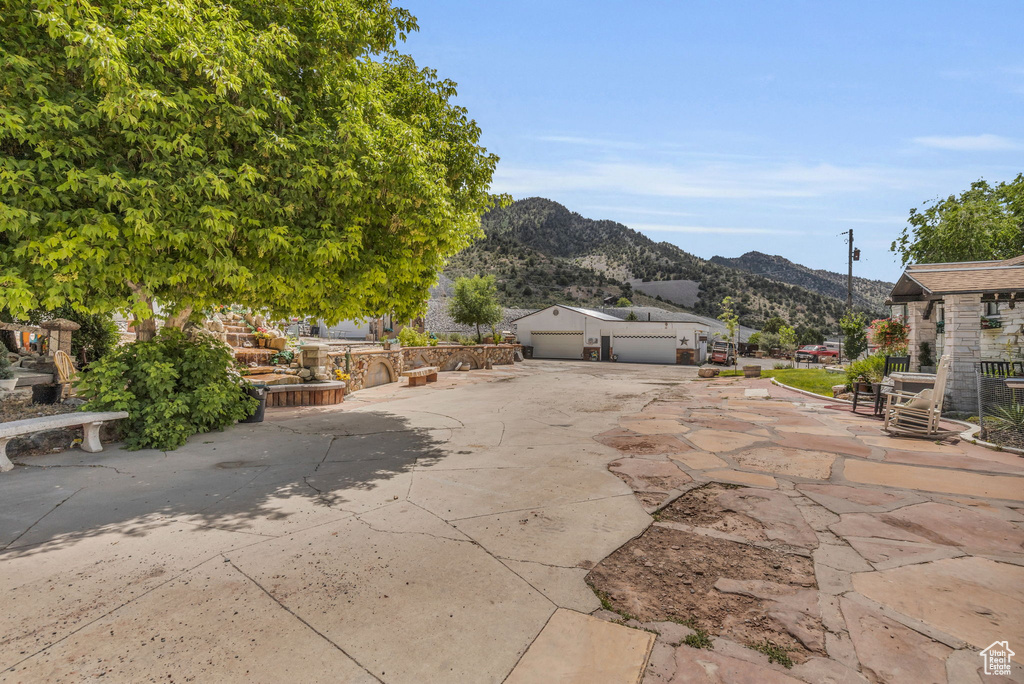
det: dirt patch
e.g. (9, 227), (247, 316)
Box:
(587, 484), (822, 663)
(657, 483), (766, 542)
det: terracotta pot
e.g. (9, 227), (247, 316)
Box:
(256, 338), (266, 348)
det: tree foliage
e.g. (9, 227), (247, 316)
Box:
(839, 310), (869, 362)
(0, 0), (500, 338)
(448, 275), (501, 342)
(778, 325), (797, 354)
(892, 175), (1024, 265)
(718, 296), (739, 343)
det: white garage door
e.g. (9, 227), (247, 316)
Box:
(613, 335), (677, 364)
(532, 331), (584, 359)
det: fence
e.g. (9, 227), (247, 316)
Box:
(976, 363), (1024, 450)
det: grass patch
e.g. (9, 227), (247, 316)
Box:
(683, 627), (714, 650)
(716, 368), (838, 397)
(590, 586), (639, 622)
(749, 639), (793, 668)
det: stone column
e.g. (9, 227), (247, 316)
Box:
(40, 318), (81, 357)
(943, 294), (981, 413)
(299, 343), (332, 382)
(906, 300), (936, 371)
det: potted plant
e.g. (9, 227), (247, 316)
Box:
(845, 354), (885, 396)
(253, 328), (273, 347)
(0, 351), (17, 391)
(918, 341), (935, 373)
(981, 316), (1001, 330)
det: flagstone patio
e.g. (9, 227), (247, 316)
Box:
(599, 374), (1024, 684)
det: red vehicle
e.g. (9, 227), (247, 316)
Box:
(709, 341), (736, 366)
(794, 345), (839, 364)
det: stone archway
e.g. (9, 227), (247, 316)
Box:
(441, 350), (483, 371)
(364, 358), (397, 388)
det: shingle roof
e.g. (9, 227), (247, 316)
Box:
(891, 254), (1024, 299)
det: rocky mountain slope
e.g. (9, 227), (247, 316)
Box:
(710, 252), (892, 313)
(444, 198), (888, 329)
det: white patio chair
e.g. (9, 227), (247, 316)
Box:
(882, 355), (954, 438)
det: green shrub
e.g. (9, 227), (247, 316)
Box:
(398, 327), (435, 348)
(0, 347), (12, 380)
(77, 329), (256, 450)
(846, 353), (886, 386)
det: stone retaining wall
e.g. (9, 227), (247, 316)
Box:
(329, 345), (519, 393)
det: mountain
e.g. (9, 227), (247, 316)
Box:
(710, 252), (892, 312)
(444, 197), (887, 330)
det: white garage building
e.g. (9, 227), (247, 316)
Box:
(513, 305), (708, 364)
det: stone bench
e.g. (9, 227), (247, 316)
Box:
(0, 411), (128, 472)
(401, 366), (439, 387)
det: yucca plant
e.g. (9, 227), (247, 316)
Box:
(988, 403), (1024, 430)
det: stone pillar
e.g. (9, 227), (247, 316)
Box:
(40, 318), (81, 357)
(299, 343), (332, 382)
(906, 300), (936, 371)
(943, 294), (981, 413)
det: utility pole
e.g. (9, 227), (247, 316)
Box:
(847, 229), (854, 310)
(846, 229), (860, 310)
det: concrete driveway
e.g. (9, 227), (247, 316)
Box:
(4, 360), (1023, 684)
(1, 361), (681, 683)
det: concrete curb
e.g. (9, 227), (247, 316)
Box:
(768, 377), (849, 404)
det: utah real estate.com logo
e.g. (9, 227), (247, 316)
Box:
(981, 641), (1015, 677)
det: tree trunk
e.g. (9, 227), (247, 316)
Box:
(475, 323), (481, 344)
(163, 307), (194, 331)
(136, 317), (158, 342)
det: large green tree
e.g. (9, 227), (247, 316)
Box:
(448, 275), (501, 343)
(892, 174), (1023, 265)
(0, 0), (500, 339)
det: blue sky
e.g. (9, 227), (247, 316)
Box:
(399, 1), (1022, 282)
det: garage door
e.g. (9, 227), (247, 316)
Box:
(613, 335), (677, 364)
(532, 331), (584, 359)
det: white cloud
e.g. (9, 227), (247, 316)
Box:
(581, 205), (698, 218)
(912, 134), (1021, 151)
(492, 160), (911, 200)
(534, 135), (643, 150)
(631, 223), (799, 235)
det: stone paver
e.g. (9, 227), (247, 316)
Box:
(852, 557), (1024, 650)
(610, 458), (693, 493)
(731, 446), (837, 480)
(671, 451), (728, 470)
(841, 597), (952, 684)
(843, 460), (1024, 501)
(687, 429), (767, 453)
(702, 468), (779, 489)
(505, 609), (654, 684)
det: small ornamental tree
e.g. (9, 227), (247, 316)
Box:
(449, 275), (502, 343)
(718, 296), (740, 368)
(840, 311), (869, 362)
(616, 297), (632, 307)
(0, 0), (502, 338)
(778, 325), (797, 357)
